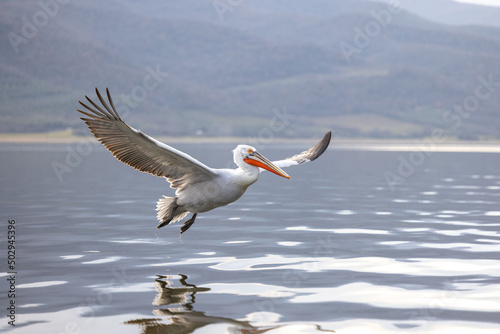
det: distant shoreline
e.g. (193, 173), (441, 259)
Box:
(1, 132), (500, 152)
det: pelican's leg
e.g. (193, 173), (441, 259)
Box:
(180, 213), (198, 234)
(157, 204), (178, 229)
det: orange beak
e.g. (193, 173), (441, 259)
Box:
(244, 151), (290, 179)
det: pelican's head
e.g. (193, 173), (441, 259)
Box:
(233, 145), (290, 179)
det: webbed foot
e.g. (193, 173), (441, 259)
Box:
(180, 213), (198, 234)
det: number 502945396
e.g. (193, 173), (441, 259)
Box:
(7, 220), (16, 271)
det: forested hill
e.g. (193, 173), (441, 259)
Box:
(1, 0), (500, 139)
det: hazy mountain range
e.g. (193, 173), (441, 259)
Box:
(1, 0), (499, 139)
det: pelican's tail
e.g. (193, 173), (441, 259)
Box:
(156, 196), (188, 229)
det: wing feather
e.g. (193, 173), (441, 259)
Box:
(78, 88), (217, 193)
(272, 131), (332, 169)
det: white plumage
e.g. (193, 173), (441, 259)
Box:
(78, 88), (331, 234)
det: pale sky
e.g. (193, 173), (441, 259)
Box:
(454, 0), (500, 6)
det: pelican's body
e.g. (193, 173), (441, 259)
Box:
(78, 88), (331, 234)
(175, 168), (255, 213)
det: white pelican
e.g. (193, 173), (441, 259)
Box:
(78, 88), (331, 234)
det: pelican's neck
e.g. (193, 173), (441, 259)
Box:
(233, 149), (260, 180)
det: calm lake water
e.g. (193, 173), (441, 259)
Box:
(1, 143), (499, 333)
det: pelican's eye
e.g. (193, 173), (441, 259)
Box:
(247, 148), (254, 154)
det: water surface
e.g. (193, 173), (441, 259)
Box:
(1, 143), (499, 333)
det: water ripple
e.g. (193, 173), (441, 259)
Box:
(17, 281), (67, 289)
(81, 256), (123, 264)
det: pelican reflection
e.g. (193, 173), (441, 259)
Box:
(125, 274), (276, 334)
(152, 274), (209, 312)
(125, 274), (335, 333)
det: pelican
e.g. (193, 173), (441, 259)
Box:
(78, 88), (331, 234)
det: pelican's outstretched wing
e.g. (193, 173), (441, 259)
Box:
(271, 131), (332, 169)
(78, 88), (217, 192)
